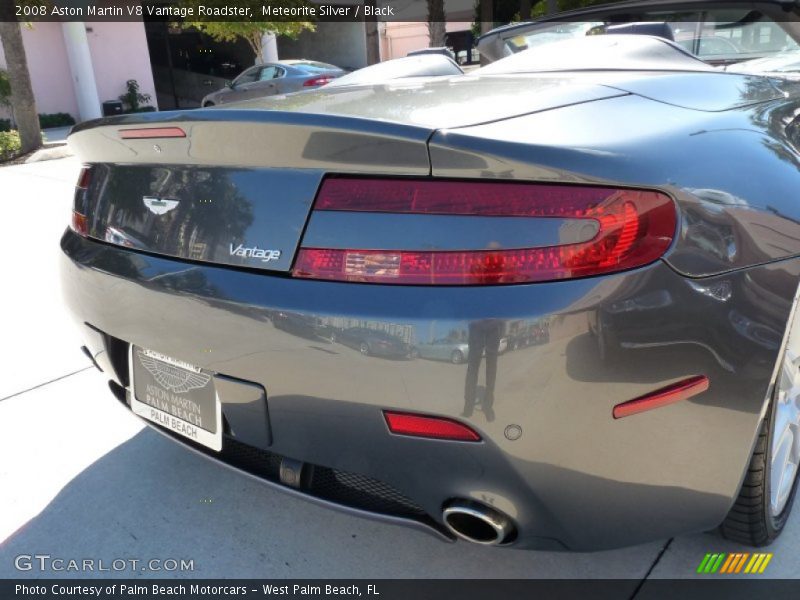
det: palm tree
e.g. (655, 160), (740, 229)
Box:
(0, 20), (42, 155)
(520, 0), (532, 20)
(427, 0), (446, 48)
(364, 0), (380, 65)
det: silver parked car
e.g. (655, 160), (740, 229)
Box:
(415, 339), (471, 364)
(201, 60), (345, 106)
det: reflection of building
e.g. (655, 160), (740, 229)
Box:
(4, 11), (480, 122)
(0, 21), (157, 122)
(380, 22), (479, 65)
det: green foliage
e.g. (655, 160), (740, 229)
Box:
(38, 112), (75, 128)
(119, 79), (152, 112)
(0, 70), (10, 108)
(0, 130), (21, 161)
(1, 114), (74, 132)
(179, 0), (315, 60)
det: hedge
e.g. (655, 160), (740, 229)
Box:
(0, 130), (21, 161)
(0, 113), (76, 132)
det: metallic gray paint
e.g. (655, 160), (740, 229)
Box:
(63, 64), (800, 549)
(61, 228), (800, 549)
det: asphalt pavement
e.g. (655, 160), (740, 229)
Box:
(0, 157), (797, 582)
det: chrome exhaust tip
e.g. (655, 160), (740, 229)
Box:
(442, 500), (516, 546)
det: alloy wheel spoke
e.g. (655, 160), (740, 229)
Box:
(771, 339), (800, 515)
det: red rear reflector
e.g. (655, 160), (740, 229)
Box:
(384, 411), (481, 441)
(294, 178), (675, 285)
(71, 211), (88, 237)
(76, 166), (92, 189)
(613, 375), (709, 419)
(119, 127), (186, 139)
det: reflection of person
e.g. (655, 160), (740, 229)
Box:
(463, 319), (503, 422)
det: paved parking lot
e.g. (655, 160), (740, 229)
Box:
(0, 157), (797, 582)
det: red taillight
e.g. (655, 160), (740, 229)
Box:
(612, 375), (709, 419)
(76, 165), (92, 189)
(71, 211), (88, 236)
(294, 178), (676, 285)
(303, 76), (334, 87)
(383, 411), (481, 442)
(71, 166), (92, 236)
(118, 127), (186, 139)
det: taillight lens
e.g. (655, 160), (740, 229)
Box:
(71, 211), (88, 236)
(303, 76), (334, 87)
(70, 166), (92, 237)
(294, 178), (676, 285)
(76, 165), (92, 190)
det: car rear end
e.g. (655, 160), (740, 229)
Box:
(61, 75), (800, 550)
(289, 61), (345, 90)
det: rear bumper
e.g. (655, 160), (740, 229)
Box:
(60, 230), (799, 550)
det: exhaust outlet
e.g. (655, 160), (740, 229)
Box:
(442, 500), (516, 545)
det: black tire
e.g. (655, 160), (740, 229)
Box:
(203, 102), (215, 107)
(720, 396), (799, 546)
(451, 350), (464, 364)
(359, 342), (370, 356)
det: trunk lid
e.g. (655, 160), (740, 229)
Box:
(68, 75), (626, 272)
(219, 74), (627, 129)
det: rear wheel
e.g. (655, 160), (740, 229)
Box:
(359, 342), (370, 356)
(720, 312), (800, 545)
(451, 350), (464, 364)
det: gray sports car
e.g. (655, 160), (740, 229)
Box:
(63, 0), (800, 550)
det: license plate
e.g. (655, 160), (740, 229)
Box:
(130, 346), (222, 451)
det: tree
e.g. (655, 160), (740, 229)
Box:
(519, 0), (532, 21)
(180, 0), (314, 64)
(364, 0), (380, 65)
(0, 19), (41, 155)
(0, 69), (11, 113)
(427, 0), (446, 48)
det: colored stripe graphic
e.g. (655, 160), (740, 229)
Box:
(699, 553), (773, 575)
(710, 554), (725, 573)
(744, 554), (759, 574)
(697, 554), (713, 574)
(719, 554), (736, 574)
(720, 553), (742, 573)
(758, 554), (773, 573)
(734, 553), (749, 573)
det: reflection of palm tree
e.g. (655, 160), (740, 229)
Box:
(163, 168), (254, 260)
(99, 166), (254, 262)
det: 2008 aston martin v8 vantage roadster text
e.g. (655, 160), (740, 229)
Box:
(61, 0), (800, 550)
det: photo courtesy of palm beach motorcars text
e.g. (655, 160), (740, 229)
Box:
(15, 584), (376, 597)
(2, 0), (800, 597)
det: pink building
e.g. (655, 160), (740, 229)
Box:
(380, 21), (478, 64)
(0, 21), (157, 123)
